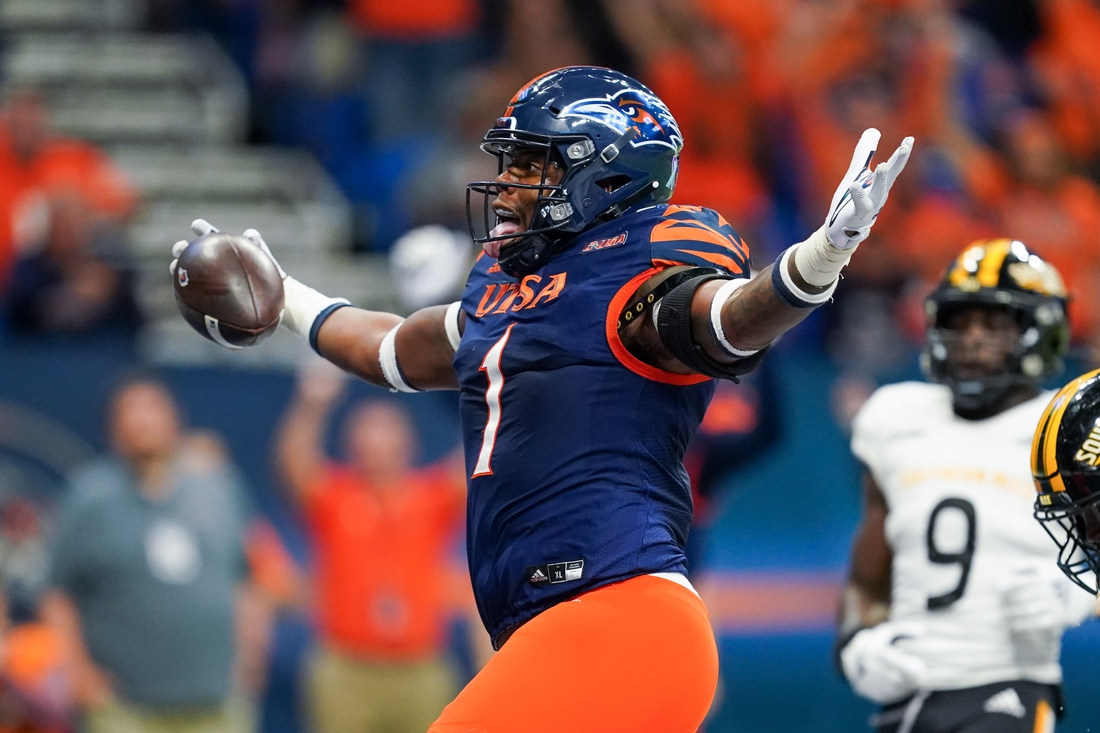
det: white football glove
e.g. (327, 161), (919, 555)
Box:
(787, 129), (913, 291)
(840, 621), (926, 705)
(169, 219), (347, 346)
(169, 218), (287, 280)
(825, 128), (913, 250)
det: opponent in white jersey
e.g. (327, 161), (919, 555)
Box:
(837, 240), (1096, 733)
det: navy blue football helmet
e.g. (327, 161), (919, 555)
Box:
(466, 66), (683, 277)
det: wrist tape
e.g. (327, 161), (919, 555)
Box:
(794, 225), (856, 287)
(770, 244), (839, 309)
(281, 277), (350, 353)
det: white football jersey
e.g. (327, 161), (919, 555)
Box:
(851, 381), (1065, 690)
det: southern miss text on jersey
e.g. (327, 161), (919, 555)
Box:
(454, 204), (750, 644)
(851, 382), (1062, 690)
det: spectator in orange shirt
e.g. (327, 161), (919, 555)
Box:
(0, 498), (71, 733)
(275, 362), (465, 733)
(2, 190), (141, 338)
(776, 0), (1018, 219)
(0, 91), (136, 287)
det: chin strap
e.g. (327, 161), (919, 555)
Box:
(949, 374), (1037, 418)
(595, 180), (662, 224)
(497, 230), (571, 278)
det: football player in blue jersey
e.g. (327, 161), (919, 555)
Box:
(171, 67), (912, 732)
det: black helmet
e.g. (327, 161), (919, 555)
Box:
(921, 239), (1069, 414)
(1032, 368), (1100, 593)
(466, 66), (683, 278)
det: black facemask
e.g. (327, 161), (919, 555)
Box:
(496, 231), (567, 278)
(948, 371), (1036, 419)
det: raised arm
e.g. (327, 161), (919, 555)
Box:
(275, 362), (345, 505)
(621, 129), (913, 378)
(315, 303), (461, 390)
(171, 221), (464, 392)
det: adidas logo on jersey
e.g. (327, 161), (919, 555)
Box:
(526, 559), (584, 585)
(982, 688), (1026, 719)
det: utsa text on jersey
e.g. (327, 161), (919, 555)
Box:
(474, 273), (567, 317)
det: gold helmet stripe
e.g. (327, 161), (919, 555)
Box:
(948, 243), (984, 287)
(1032, 369), (1081, 475)
(1036, 369), (1100, 491)
(1032, 388), (1064, 478)
(1042, 383), (1076, 491)
(976, 238), (1012, 288)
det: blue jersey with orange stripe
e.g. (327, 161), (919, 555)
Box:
(454, 204), (751, 643)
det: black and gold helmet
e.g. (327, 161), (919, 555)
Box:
(1032, 369), (1100, 593)
(921, 239), (1069, 413)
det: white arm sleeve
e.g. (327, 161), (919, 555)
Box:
(378, 323), (420, 394)
(444, 301), (463, 351)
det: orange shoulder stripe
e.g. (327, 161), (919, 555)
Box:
(675, 249), (745, 274)
(605, 268), (712, 386)
(651, 219), (747, 257)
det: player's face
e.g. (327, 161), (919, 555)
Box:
(485, 148), (564, 257)
(942, 306), (1020, 382)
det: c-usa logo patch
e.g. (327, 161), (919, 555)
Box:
(581, 232), (628, 253)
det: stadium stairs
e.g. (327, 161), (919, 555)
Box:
(0, 0), (395, 367)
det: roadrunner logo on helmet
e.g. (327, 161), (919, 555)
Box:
(921, 239), (1069, 414)
(1032, 369), (1100, 593)
(466, 66), (683, 278)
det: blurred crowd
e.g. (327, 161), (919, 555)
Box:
(150, 0), (1100, 360)
(2, 0), (1100, 361)
(0, 91), (140, 342)
(0, 369), (480, 733)
(0, 0), (1099, 730)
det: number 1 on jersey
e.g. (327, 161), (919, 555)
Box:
(472, 325), (515, 478)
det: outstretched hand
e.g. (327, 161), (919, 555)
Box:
(169, 219), (286, 281)
(825, 129), (914, 250)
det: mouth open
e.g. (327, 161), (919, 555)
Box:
(486, 209), (522, 258)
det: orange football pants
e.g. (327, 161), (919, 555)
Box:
(428, 574), (719, 733)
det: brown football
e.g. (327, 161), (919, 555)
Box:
(173, 233), (284, 349)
